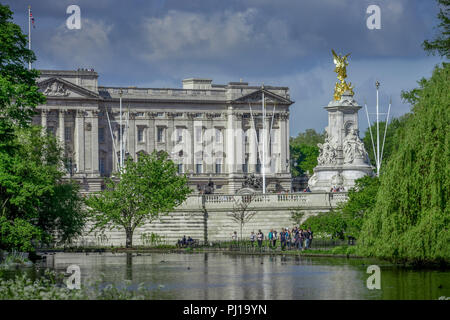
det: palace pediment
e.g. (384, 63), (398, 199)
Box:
(38, 77), (101, 99)
(232, 89), (293, 105)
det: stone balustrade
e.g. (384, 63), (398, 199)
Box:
(177, 192), (348, 211)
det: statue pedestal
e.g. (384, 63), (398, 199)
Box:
(308, 92), (374, 191)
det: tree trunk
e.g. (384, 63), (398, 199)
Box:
(125, 228), (133, 248)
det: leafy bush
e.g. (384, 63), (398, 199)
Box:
(0, 269), (171, 300)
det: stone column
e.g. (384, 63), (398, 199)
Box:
(286, 112), (290, 173)
(205, 113), (213, 173)
(234, 113), (243, 174)
(128, 112), (136, 158)
(91, 110), (99, 175)
(265, 116), (272, 175)
(248, 118), (257, 173)
(167, 113), (174, 156)
(58, 109), (65, 145)
(226, 106), (235, 174)
(147, 112), (155, 153)
(279, 113), (288, 173)
(41, 109), (48, 129)
(74, 110), (85, 173)
(187, 114), (194, 174)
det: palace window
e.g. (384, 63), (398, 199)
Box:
(64, 127), (72, 141)
(195, 127), (202, 143)
(157, 127), (165, 142)
(99, 158), (106, 175)
(215, 159), (222, 174)
(176, 127), (183, 143)
(196, 163), (203, 174)
(256, 158), (261, 173)
(243, 156), (249, 173)
(215, 128), (222, 143)
(99, 127), (105, 143)
(177, 163), (183, 174)
(137, 127), (145, 143)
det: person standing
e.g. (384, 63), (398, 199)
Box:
(268, 229), (274, 248)
(304, 228), (310, 249)
(250, 231), (256, 247)
(280, 228), (286, 250)
(232, 231), (238, 247)
(286, 229), (291, 250)
(273, 230), (278, 248)
(299, 229), (304, 250)
(257, 230), (264, 248)
(293, 229), (300, 250)
(308, 227), (313, 248)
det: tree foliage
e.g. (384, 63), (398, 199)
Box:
(358, 63), (450, 263)
(299, 176), (380, 240)
(0, 5), (84, 251)
(422, 0), (450, 59)
(362, 115), (409, 170)
(0, 126), (86, 250)
(0, 4), (45, 127)
(289, 129), (324, 176)
(86, 151), (192, 248)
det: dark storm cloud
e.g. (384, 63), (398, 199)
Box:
(4, 0), (444, 135)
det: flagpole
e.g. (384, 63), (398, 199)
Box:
(261, 85), (266, 194)
(28, 5), (31, 70)
(375, 80), (380, 176)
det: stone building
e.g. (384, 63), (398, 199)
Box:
(34, 69), (293, 194)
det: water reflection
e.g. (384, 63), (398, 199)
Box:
(33, 252), (450, 300)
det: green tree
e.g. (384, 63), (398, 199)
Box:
(422, 0), (449, 59)
(300, 211), (347, 240)
(338, 176), (380, 239)
(362, 115), (409, 170)
(290, 129), (324, 176)
(0, 4), (45, 127)
(358, 63), (450, 263)
(0, 126), (86, 250)
(290, 129), (326, 147)
(0, 4), (84, 252)
(86, 151), (192, 248)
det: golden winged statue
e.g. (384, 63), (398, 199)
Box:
(331, 49), (354, 100)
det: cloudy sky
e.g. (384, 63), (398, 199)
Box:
(5, 0), (445, 137)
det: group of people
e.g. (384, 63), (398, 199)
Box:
(247, 227), (314, 250)
(330, 186), (345, 192)
(177, 235), (195, 247)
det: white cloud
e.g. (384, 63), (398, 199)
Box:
(44, 18), (113, 68)
(139, 8), (305, 62)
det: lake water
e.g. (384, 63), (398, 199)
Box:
(4, 252), (450, 300)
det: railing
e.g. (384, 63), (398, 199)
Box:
(178, 192), (348, 210)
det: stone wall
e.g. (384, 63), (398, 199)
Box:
(75, 192), (347, 246)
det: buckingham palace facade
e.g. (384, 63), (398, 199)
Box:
(34, 69), (293, 194)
